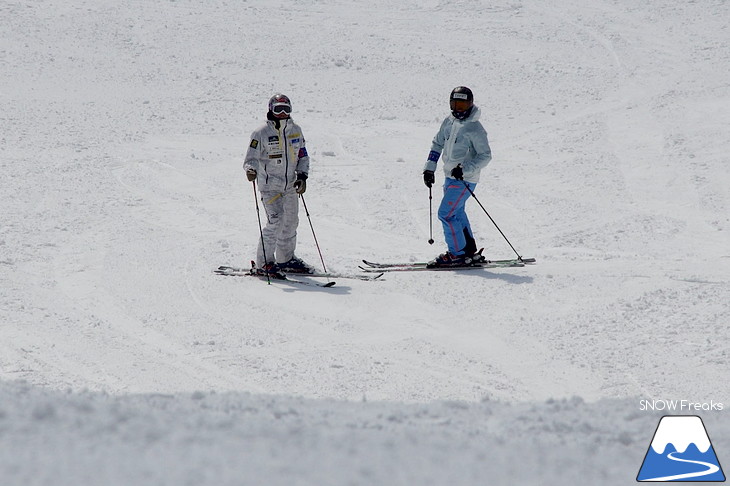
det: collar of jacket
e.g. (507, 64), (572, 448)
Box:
(266, 111), (292, 130)
(451, 105), (481, 123)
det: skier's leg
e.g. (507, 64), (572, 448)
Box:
(273, 190), (300, 265)
(460, 182), (478, 255)
(457, 182), (479, 256)
(462, 227), (477, 256)
(257, 191), (284, 267)
(438, 179), (472, 255)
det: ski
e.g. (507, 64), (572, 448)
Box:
(362, 249), (535, 268)
(310, 271), (384, 281)
(359, 257), (535, 272)
(361, 257), (536, 268)
(214, 265), (336, 287)
(215, 265), (382, 281)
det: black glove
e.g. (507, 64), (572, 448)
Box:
(246, 168), (257, 181)
(450, 165), (463, 180)
(423, 170), (435, 188)
(294, 172), (307, 195)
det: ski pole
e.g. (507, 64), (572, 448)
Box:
(299, 194), (328, 274)
(460, 180), (524, 261)
(428, 186), (434, 245)
(252, 180), (271, 284)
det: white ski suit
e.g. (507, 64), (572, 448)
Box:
(244, 117), (310, 267)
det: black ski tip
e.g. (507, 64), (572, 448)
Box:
(323, 281), (336, 287)
(519, 257), (537, 264)
(362, 259), (389, 268)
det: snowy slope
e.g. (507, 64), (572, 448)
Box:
(1, 0), (729, 484)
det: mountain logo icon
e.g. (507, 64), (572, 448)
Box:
(637, 415), (726, 482)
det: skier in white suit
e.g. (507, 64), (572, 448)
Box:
(244, 94), (313, 274)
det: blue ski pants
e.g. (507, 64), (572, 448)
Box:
(438, 178), (476, 255)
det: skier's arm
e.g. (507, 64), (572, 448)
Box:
(293, 139), (309, 194)
(463, 125), (492, 173)
(295, 137), (310, 177)
(424, 119), (448, 173)
(243, 132), (261, 174)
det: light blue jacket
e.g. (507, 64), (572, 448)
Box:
(423, 106), (492, 183)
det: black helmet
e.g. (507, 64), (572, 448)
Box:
(450, 86), (474, 120)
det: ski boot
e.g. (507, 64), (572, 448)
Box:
(426, 251), (467, 268)
(253, 262), (286, 279)
(277, 256), (315, 274)
(465, 248), (486, 264)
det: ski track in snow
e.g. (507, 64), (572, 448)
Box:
(1, 0), (729, 484)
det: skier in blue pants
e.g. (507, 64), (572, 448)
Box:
(438, 178), (477, 259)
(423, 86), (492, 267)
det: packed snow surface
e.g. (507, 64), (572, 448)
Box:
(1, 0), (729, 484)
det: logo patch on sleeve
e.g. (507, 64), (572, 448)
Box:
(249, 139), (259, 149)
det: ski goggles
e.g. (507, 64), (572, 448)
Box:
(449, 99), (472, 112)
(271, 103), (292, 115)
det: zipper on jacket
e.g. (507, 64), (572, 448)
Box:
(280, 121), (289, 188)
